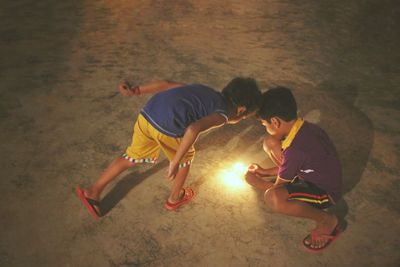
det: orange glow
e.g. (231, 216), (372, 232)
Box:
(218, 162), (248, 189)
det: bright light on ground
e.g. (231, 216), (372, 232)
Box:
(218, 162), (248, 189)
(233, 162), (247, 173)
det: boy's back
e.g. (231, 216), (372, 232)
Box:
(141, 84), (228, 138)
(280, 120), (343, 202)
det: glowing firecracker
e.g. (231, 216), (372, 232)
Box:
(219, 162), (248, 189)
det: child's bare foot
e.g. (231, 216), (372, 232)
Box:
(303, 214), (342, 252)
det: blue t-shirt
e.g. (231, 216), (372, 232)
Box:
(140, 84), (228, 137)
(279, 120), (343, 202)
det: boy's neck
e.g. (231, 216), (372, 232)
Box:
(279, 119), (298, 140)
(226, 101), (237, 117)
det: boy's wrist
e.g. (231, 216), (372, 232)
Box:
(130, 85), (141, 95)
(170, 159), (180, 166)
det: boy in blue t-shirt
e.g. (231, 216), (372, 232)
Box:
(77, 77), (261, 219)
(245, 86), (343, 253)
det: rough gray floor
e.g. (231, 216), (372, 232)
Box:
(1, 1), (399, 266)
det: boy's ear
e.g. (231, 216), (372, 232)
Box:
(237, 106), (247, 115)
(270, 117), (281, 128)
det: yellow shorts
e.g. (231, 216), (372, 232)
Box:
(123, 114), (195, 167)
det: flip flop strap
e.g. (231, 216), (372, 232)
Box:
(166, 188), (194, 207)
(86, 198), (100, 207)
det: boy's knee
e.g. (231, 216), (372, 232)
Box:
(264, 188), (279, 211)
(244, 174), (252, 185)
(244, 172), (257, 186)
(263, 136), (280, 153)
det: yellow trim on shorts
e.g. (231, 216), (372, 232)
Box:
(291, 197), (330, 204)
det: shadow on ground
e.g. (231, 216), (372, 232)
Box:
(100, 118), (266, 215)
(298, 82), (374, 221)
(100, 159), (169, 215)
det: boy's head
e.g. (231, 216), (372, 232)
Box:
(222, 77), (261, 123)
(257, 86), (298, 135)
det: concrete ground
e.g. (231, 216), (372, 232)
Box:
(1, 0), (399, 266)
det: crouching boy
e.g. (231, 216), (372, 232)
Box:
(245, 86), (343, 252)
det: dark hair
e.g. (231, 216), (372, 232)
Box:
(257, 86), (297, 122)
(222, 77), (261, 115)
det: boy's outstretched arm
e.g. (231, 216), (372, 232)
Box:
(119, 80), (185, 96)
(166, 113), (227, 180)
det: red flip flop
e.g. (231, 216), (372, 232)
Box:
(164, 187), (195, 211)
(303, 223), (343, 253)
(76, 186), (101, 219)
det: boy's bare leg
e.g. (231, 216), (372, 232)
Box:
(245, 172), (275, 191)
(168, 165), (191, 203)
(85, 157), (135, 201)
(263, 135), (283, 166)
(264, 186), (338, 249)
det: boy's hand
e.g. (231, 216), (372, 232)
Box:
(247, 163), (261, 174)
(166, 161), (179, 181)
(118, 81), (141, 96)
(247, 164), (279, 178)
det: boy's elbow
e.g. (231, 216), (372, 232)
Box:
(186, 124), (202, 137)
(165, 80), (184, 88)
